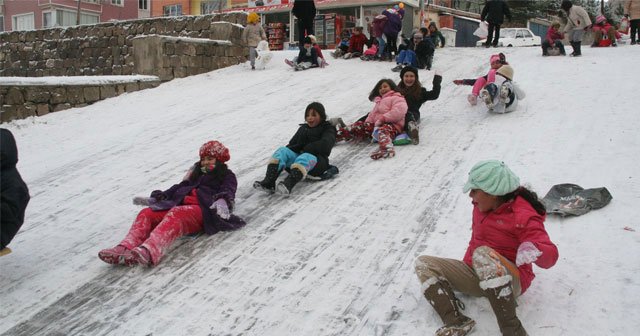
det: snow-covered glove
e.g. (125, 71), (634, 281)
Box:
(210, 199), (230, 220)
(515, 242), (542, 266)
(132, 196), (153, 206)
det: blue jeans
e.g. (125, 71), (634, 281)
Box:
(376, 37), (386, 57)
(272, 147), (317, 173)
(395, 50), (417, 67)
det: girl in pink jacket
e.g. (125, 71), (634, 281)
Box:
(453, 53), (507, 105)
(414, 160), (558, 336)
(336, 79), (408, 160)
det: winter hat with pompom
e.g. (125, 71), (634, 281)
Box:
(595, 15), (606, 24)
(463, 160), (520, 196)
(199, 140), (230, 163)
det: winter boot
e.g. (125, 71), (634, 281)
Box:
(98, 245), (136, 266)
(480, 88), (494, 108)
(407, 121), (420, 145)
(499, 85), (511, 104)
(467, 94), (478, 106)
(391, 64), (404, 72)
(570, 41), (582, 57)
(484, 283), (528, 336)
(423, 280), (476, 336)
(253, 162), (281, 194)
(276, 166), (304, 195)
(131, 246), (152, 267)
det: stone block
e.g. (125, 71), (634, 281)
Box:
(125, 83), (139, 92)
(84, 87), (101, 103)
(53, 103), (72, 112)
(100, 85), (117, 99)
(5, 87), (25, 105)
(67, 87), (85, 104)
(25, 88), (50, 103)
(1, 105), (21, 123)
(36, 104), (50, 116)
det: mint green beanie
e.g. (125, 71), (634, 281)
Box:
(463, 160), (520, 196)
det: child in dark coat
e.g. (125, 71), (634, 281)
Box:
(397, 67), (442, 145)
(98, 141), (245, 267)
(1, 128), (30, 256)
(285, 36), (319, 71)
(254, 102), (336, 195)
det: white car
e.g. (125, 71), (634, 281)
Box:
(476, 28), (542, 47)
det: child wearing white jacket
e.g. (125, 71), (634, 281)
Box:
(479, 64), (525, 114)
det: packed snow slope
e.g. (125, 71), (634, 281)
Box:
(1, 46), (639, 336)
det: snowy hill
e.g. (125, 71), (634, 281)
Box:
(1, 46), (639, 336)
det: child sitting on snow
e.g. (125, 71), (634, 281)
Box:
(285, 36), (319, 71)
(478, 64), (525, 114)
(335, 79), (408, 160)
(98, 141), (246, 267)
(254, 102), (336, 195)
(340, 26), (369, 59)
(542, 22), (566, 56)
(591, 15), (621, 47)
(453, 53), (507, 105)
(392, 32), (433, 72)
(397, 66), (442, 145)
(331, 29), (351, 58)
(307, 34), (329, 67)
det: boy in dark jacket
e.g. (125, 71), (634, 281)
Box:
(1, 128), (30, 255)
(254, 102), (336, 195)
(481, 0), (512, 47)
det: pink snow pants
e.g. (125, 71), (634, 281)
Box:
(119, 206), (203, 265)
(471, 69), (497, 96)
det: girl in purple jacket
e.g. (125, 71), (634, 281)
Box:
(98, 140), (246, 267)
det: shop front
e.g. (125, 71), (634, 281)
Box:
(224, 0), (421, 50)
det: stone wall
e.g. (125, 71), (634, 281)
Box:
(0, 77), (161, 123)
(0, 13), (248, 78)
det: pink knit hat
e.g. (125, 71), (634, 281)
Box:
(595, 15), (606, 24)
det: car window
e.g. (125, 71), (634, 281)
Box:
(502, 29), (516, 38)
(516, 30), (524, 38)
(523, 30), (533, 38)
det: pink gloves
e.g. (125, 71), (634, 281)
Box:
(515, 242), (542, 266)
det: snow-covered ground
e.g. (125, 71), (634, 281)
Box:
(1, 45), (639, 336)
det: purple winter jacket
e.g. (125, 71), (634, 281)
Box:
(148, 166), (246, 235)
(382, 8), (404, 36)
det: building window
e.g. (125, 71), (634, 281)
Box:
(163, 4), (183, 17)
(55, 9), (99, 27)
(13, 13), (35, 31)
(112, 0), (124, 6)
(0, 16), (4, 32)
(138, 0), (148, 10)
(43, 12), (53, 28)
(201, 1), (225, 14)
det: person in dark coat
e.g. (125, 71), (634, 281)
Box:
(98, 140), (246, 267)
(481, 0), (512, 47)
(254, 102), (336, 195)
(397, 66), (442, 145)
(382, 5), (405, 59)
(1, 128), (30, 255)
(292, 0), (317, 48)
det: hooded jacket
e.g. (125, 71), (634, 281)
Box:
(462, 196), (558, 293)
(365, 91), (408, 133)
(1, 128), (30, 249)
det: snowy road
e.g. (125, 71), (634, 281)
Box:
(1, 46), (639, 336)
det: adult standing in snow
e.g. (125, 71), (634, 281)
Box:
(414, 160), (558, 336)
(561, 0), (592, 57)
(292, 0), (316, 49)
(1, 128), (30, 256)
(98, 140), (246, 267)
(382, 4), (405, 60)
(480, 0), (512, 48)
(624, 0), (640, 45)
